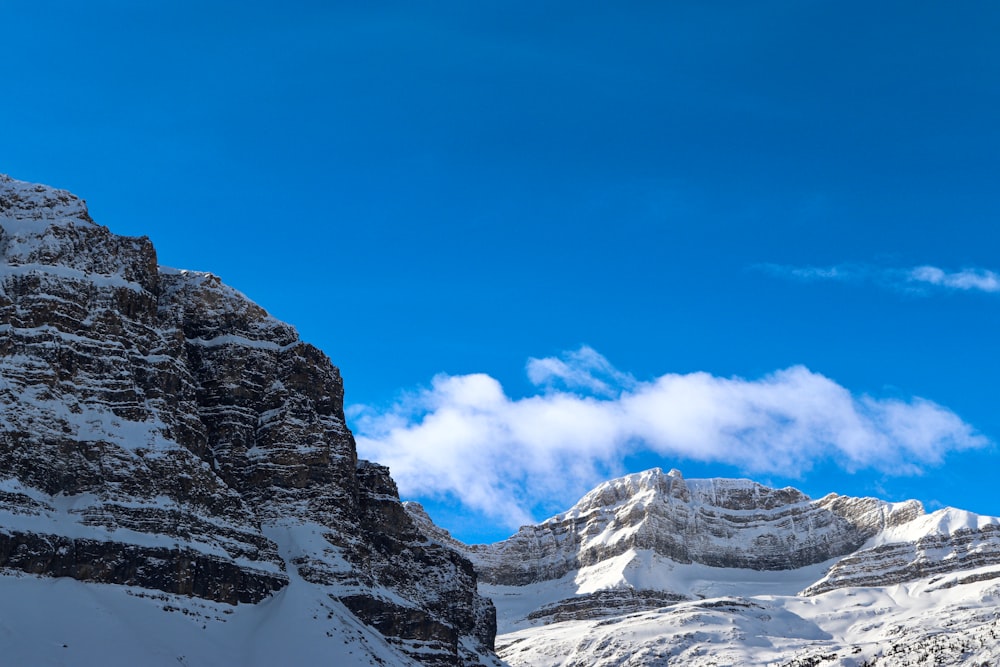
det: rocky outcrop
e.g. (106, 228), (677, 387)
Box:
(0, 530), (286, 604)
(524, 588), (686, 624)
(0, 175), (496, 666)
(343, 462), (497, 664)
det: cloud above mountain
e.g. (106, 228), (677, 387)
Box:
(350, 347), (986, 530)
(758, 263), (1000, 294)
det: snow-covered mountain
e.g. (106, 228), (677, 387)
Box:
(5, 174), (1000, 666)
(0, 175), (498, 666)
(408, 467), (1000, 665)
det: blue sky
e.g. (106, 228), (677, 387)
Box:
(4, 2), (1000, 543)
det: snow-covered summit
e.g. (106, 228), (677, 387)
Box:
(0, 175), (158, 295)
(454, 467), (920, 591)
(0, 174), (93, 225)
(413, 469), (1000, 666)
(563, 466), (810, 521)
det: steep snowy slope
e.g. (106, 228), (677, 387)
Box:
(0, 175), (497, 666)
(496, 574), (1000, 666)
(409, 467), (1000, 665)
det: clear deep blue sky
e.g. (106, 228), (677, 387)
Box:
(4, 2), (1000, 543)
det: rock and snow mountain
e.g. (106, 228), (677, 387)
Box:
(0, 175), (497, 666)
(409, 467), (1000, 666)
(5, 174), (1000, 666)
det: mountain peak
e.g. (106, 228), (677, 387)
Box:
(453, 467), (922, 593)
(565, 467), (810, 520)
(0, 176), (159, 295)
(0, 174), (93, 226)
(430, 469), (1000, 665)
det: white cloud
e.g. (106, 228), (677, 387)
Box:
(526, 345), (635, 395)
(759, 263), (1000, 295)
(907, 266), (1000, 293)
(351, 348), (986, 531)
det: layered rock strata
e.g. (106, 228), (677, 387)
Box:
(409, 467), (1000, 633)
(804, 511), (1000, 595)
(0, 175), (495, 666)
(457, 468), (923, 587)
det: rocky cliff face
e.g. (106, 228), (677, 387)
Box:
(0, 175), (496, 666)
(455, 467), (922, 588)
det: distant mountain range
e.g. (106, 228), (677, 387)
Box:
(2, 175), (999, 666)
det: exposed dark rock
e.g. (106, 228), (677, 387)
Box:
(525, 588), (688, 624)
(0, 530), (286, 604)
(0, 175), (496, 665)
(351, 462), (497, 660)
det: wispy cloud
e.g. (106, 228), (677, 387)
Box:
(526, 345), (635, 396)
(907, 266), (1000, 293)
(760, 264), (861, 282)
(350, 347), (985, 531)
(758, 263), (1000, 295)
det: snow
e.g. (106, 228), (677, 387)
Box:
(0, 176), (151, 295)
(0, 540), (418, 667)
(483, 548), (843, 634)
(474, 468), (1000, 664)
(495, 569), (1000, 666)
(186, 333), (300, 352)
(0, 175), (91, 223)
(877, 506), (1000, 544)
(0, 262), (147, 294)
(0, 486), (283, 575)
(0, 378), (179, 453)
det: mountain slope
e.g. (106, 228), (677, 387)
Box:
(408, 467), (1000, 665)
(0, 175), (497, 666)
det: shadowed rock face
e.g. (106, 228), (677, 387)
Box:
(0, 175), (496, 666)
(0, 530), (287, 604)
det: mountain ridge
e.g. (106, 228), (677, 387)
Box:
(407, 466), (1000, 665)
(439, 466), (924, 587)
